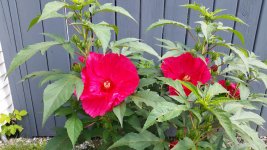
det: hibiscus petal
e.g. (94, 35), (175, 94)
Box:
(80, 52), (139, 117)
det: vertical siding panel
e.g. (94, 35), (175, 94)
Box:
(234, 0), (263, 130)
(233, 0), (262, 51)
(140, 0), (165, 59)
(116, 0), (140, 39)
(214, 0), (238, 53)
(40, 0), (71, 128)
(1, 0), (37, 137)
(15, 0), (56, 136)
(163, 0), (189, 44)
(253, 0), (267, 136)
(186, 0), (214, 47)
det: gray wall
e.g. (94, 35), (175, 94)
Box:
(0, 0), (267, 137)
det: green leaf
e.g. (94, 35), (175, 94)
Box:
(65, 115), (83, 146)
(28, 15), (41, 31)
(232, 123), (266, 150)
(231, 110), (265, 125)
(207, 82), (228, 99)
(113, 102), (126, 127)
(143, 103), (187, 130)
(7, 41), (60, 76)
(20, 70), (62, 82)
(45, 129), (73, 150)
(19, 110), (28, 116)
(89, 22), (111, 53)
(42, 33), (74, 58)
(239, 84), (250, 100)
(214, 14), (246, 24)
(161, 50), (184, 60)
(108, 130), (163, 150)
(94, 3), (136, 22)
(217, 26), (245, 45)
(181, 3), (206, 15)
(218, 43), (249, 73)
(196, 21), (217, 41)
(209, 108), (237, 144)
(172, 137), (196, 150)
(157, 77), (186, 97)
(138, 78), (157, 88)
(147, 19), (189, 31)
(118, 41), (160, 59)
(42, 75), (83, 125)
(38, 1), (66, 23)
(55, 107), (73, 116)
(129, 90), (165, 108)
(180, 81), (202, 99)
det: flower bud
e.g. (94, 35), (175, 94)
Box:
(211, 65), (218, 72)
(95, 39), (102, 48)
(72, 63), (82, 72)
(169, 140), (178, 149)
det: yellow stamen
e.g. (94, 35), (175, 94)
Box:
(183, 75), (191, 81)
(103, 81), (111, 89)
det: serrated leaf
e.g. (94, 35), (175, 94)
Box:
(7, 41), (60, 76)
(180, 81), (202, 99)
(143, 103), (187, 130)
(217, 26), (245, 45)
(55, 107), (73, 116)
(42, 33), (74, 58)
(38, 1), (66, 23)
(65, 115), (83, 146)
(207, 82), (228, 99)
(108, 130), (162, 150)
(147, 19), (189, 31)
(113, 102), (126, 127)
(89, 23), (111, 53)
(45, 129), (72, 150)
(214, 14), (246, 24)
(209, 108), (237, 144)
(158, 77), (186, 97)
(119, 41), (160, 59)
(20, 70), (62, 82)
(19, 110), (28, 116)
(196, 21), (217, 41)
(94, 3), (136, 22)
(181, 3), (206, 15)
(161, 50), (184, 60)
(28, 15), (41, 31)
(172, 137), (196, 150)
(218, 43), (249, 73)
(129, 91), (165, 108)
(138, 78), (157, 88)
(231, 110), (265, 125)
(42, 75), (83, 125)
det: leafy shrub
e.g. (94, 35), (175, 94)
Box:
(0, 109), (27, 137)
(7, 1), (267, 150)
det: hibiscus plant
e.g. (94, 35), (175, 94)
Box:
(6, 1), (267, 150)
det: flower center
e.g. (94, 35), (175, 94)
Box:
(103, 81), (111, 89)
(183, 75), (191, 81)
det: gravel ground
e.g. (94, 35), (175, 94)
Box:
(0, 137), (267, 149)
(0, 137), (96, 150)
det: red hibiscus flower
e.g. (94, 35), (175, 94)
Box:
(219, 80), (240, 99)
(80, 52), (139, 118)
(161, 52), (211, 96)
(169, 140), (178, 149)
